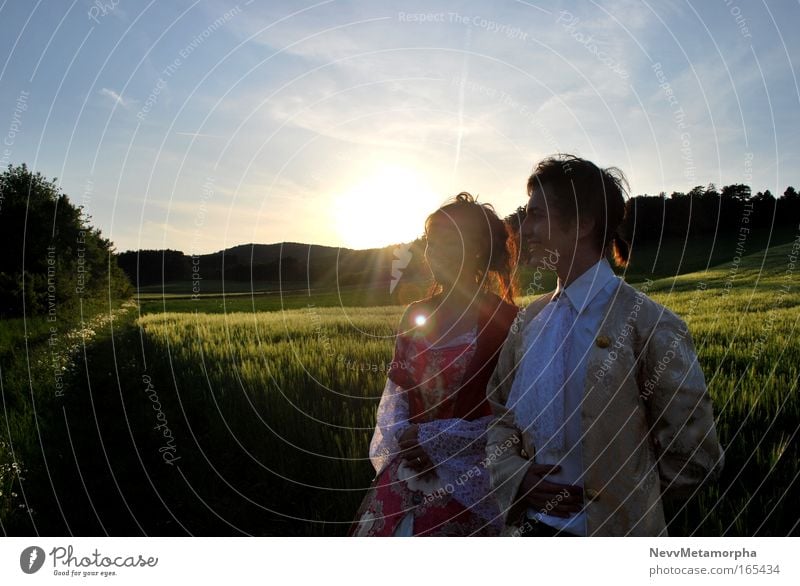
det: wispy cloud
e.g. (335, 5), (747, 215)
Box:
(174, 131), (224, 138)
(99, 87), (131, 107)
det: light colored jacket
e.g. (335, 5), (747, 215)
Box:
(486, 279), (724, 536)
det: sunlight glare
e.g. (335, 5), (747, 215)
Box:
(333, 165), (439, 249)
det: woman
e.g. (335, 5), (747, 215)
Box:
(349, 193), (519, 536)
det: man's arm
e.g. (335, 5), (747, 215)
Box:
(642, 316), (725, 501)
(485, 326), (534, 526)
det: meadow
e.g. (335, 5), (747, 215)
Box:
(2, 239), (798, 536)
(135, 240), (800, 535)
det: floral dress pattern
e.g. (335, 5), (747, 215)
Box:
(350, 326), (504, 537)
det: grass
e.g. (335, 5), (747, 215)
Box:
(135, 283), (430, 315)
(2, 237), (798, 536)
(642, 243), (800, 535)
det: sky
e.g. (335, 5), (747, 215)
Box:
(1, 0), (798, 253)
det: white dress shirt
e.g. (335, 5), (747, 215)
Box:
(525, 258), (620, 535)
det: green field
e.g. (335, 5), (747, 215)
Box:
(134, 227), (798, 316)
(2, 239), (798, 535)
(136, 284), (407, 315)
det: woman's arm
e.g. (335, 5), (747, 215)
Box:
(417, 416), (494, 466)
(413, 415), (503, 526)
(368, 305), (418, 475)
(369, 377), (411, 475)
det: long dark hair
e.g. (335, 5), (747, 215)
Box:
(424, 192), (518, 304)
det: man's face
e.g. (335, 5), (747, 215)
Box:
(519, 180), (577, 268)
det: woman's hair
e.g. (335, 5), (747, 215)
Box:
(527, 154), (630, 268)
(424, 192), (518, 303)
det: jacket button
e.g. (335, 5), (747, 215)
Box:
(585, 488), (600, 501)
(595, 335), (611, 348)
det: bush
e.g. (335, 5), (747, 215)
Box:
(0, 163), (131, 318)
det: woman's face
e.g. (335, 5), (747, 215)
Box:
(424, 215), (480, 287)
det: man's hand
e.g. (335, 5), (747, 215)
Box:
(517, 464), (584, 518)
(397, 424), (435, 473)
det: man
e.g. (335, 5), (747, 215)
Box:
(485, 154), (724, 536)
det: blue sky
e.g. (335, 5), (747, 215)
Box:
(1, 0), (798, 252)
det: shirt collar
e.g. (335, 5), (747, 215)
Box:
(553, 258), (618, 314)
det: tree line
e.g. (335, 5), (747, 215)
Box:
(2, 161), (798, 316)
(504, 183), (800, 244)
(121, 183), (799, 289)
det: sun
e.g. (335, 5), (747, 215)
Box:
(333, 165), (440, 249)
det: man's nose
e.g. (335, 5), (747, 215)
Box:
(520, 218), (533, 239)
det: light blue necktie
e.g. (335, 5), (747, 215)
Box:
(507, 291), (577, 453)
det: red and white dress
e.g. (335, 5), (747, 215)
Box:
(349, 294), (518, 536)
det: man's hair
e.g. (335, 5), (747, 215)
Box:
(527, 154), (630, 267)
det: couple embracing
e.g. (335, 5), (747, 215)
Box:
(349, 154), (724, 537)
